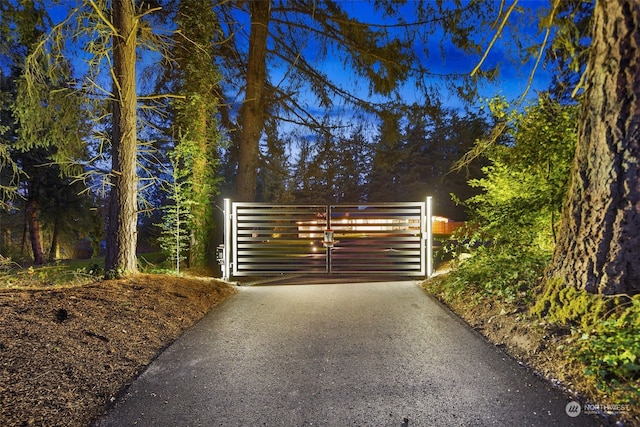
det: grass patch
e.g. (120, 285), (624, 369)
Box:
(0, 252), (170, 289)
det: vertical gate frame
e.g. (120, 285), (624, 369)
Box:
(426, 196), (433, 278)
(222, 198), (232, 281)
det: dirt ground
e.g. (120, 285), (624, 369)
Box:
(0, 274), (237, 427)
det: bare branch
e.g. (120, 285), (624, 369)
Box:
(87, 0), (118, 35)
(471, 0), (519, 77)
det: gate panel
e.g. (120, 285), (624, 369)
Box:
(328, 203), (425, 275)
(232, 204), (328, 276)
(228, 201), (428, 277)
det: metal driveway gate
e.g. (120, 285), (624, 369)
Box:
(219, 199), (433, 279)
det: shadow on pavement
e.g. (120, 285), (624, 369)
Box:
(235, 274), (424, 286)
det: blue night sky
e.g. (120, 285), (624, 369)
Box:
(36, 0), (556, 125)
(290, 0), (555, 116)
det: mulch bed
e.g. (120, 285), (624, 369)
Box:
(0, 274), (237, 427)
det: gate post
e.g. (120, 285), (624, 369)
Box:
(426, 196), (433, 277)
(325, 205), (332, 274)
(222, 198), (232, 281)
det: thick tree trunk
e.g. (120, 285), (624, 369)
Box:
(105, 0), (139, 275)
(235, 0), (270, 201)
(188, 103), (211, 268)
(173, 0), (219, 268)
(548, 0), (640, 295)
(25, 191), (46, 265)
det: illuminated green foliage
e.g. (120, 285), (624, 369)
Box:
(465, 95), (577, 249)
(156, 151), (193, 273)
(438, 95), (577, 304)
(532, 278), (640, 403)
(163, 0), (224, 267)
(574, 297), (640, 401)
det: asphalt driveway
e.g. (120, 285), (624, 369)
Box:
(94, 280), (607, 426)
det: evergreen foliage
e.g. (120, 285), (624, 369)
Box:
(0, 71), (20, 209)
(156, 0), (224, 268)
(0, 0), (93, 263)
(256, 118), (295, 203)
(156, 151), (192, 273)
(219, 0), (506, 201)
(368, 103), (488, 216)
(289, 119), (373, 203)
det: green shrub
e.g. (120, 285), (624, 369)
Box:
(442, 244), (549, 304)
(572, 296), (640, 402)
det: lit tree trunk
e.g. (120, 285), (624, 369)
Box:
(48, 217), (59, 262)
(548, 0), (640, 295)
(236, 0), (270, 201)
(25, 189), (46, 265)
(189, 109), (210, 267)
(172, 0), (221, 267)
(105, 0), (139, 275)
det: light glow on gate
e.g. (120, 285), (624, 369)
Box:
(297, 218), (421, 238)
(297, 220), (325, 239)
(297, 216), (450, 239)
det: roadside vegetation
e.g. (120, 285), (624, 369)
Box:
(0, 252), (175, 289)
(424, 96), (639, 424)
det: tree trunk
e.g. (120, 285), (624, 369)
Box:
(548, 0), (640, 295)
(48, 216), (59, 262)
(189, 106), (210, 268)
(105, 0), (139, 276)
(25, 190), (46, 265)
(172, 0), (220, 268)
(235, 0), (270, 201)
